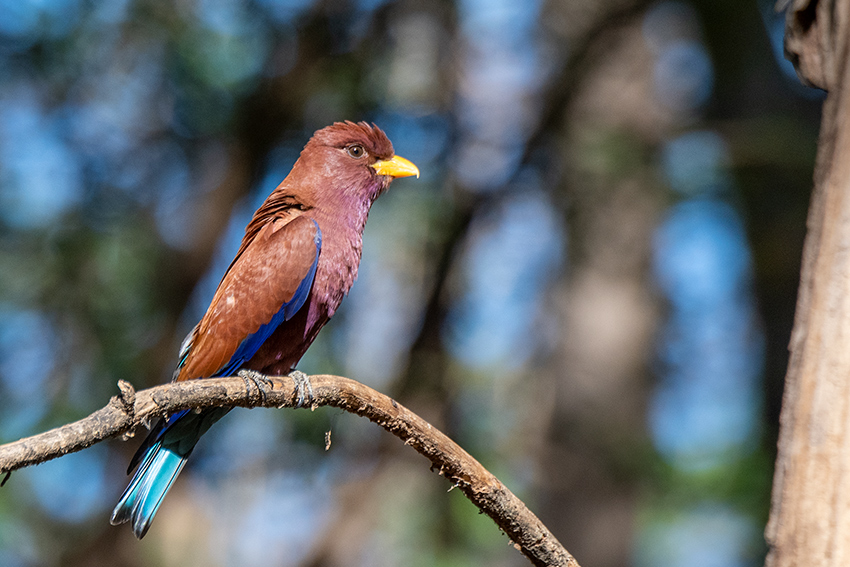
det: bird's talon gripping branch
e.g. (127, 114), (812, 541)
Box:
(237, 369), (274, 406)
(289, 370), (315, 408)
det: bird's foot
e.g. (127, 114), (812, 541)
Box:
(238, 369), (274, 406)
(289, 370), (314, 409)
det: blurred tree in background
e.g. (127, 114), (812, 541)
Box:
(0, 0), (819, 566)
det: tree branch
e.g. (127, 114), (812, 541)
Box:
(0, 374), (578, 567)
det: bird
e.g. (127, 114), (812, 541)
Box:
(110, 121), (419, 539)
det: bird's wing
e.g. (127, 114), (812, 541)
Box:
(175, 215), (321, 381)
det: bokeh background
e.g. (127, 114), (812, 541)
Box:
(0, 0), (821, 566)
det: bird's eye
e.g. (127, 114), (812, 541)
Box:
(346, 144), (366, 159)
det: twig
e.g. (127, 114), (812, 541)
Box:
(0, 374), (578, 567)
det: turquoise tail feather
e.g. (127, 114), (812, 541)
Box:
(110, 440), (188, 539)
(111, 407), (227, 538)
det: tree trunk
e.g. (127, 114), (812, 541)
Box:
(766, 1), (850, 565)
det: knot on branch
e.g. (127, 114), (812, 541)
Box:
(116, 380), (136, 415)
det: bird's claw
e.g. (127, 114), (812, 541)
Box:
(289, 370), (314, 409)
(238, 369), (274, 406)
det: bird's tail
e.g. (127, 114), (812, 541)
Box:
(110, 439), (188, 539)
(111, 407), (228, 538)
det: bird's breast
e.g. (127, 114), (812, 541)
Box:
(246, 216), (364, 374)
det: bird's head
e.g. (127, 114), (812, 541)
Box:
(294, 121), (419, 207)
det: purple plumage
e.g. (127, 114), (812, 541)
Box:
(111, 121), (419, 538)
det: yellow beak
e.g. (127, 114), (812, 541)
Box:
(371, 155), (420, 179)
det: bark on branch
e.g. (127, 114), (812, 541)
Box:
(0, 374), (578, 567)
